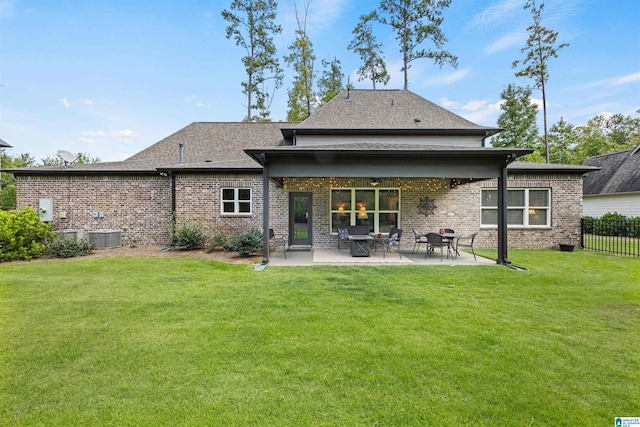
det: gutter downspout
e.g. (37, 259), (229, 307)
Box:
(497, 153), (517, 265)
(170, 171), (176, 234)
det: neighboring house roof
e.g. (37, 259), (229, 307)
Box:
(0, 138), (12, 148)
(583, 145), (640, 195)
(508, 161), (599, 175)
(281, 89), (500, 138)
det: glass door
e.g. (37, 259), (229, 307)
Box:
(289, 192), (312, 246)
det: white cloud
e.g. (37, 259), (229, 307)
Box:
(455, 99), (504, 125)
(82, 130), (106, 137)
(425, 68), (470, 86)
(462, 99), (491, 111)
(531, 97), (543, 111)
(84, 99), (94, 106)
(60, 98), (70, 108)
(483, 30), (525, 55)
(196, 102), (206, 107)
(439, 98), (459, 109)
(584, 71), (640, 88)
(79, 129), (139, 145)
(469, 0), (522, 29)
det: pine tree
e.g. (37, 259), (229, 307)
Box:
(373, 0), (457, 90)
(348, 13), (389, 89)
(512, 0), (569, 163)
(317, 57), (344, 106)
(284, 3), (316, 122)
(492, 84), (542, 162)
(222, 0), (284, 121)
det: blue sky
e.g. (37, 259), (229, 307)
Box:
(1, 0), (639, 163)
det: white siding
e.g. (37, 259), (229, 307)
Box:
(583, 193), (640, 217)
(295, 134), (484, 147)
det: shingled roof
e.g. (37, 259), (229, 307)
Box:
(583, 145), (640, 195)
(0, 138), (12, 148)
(10, 122), (289, 175)
(281, 89), (500, 137)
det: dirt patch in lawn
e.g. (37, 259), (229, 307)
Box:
(6, 246), (264, 265)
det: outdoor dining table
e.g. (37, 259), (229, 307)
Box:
(348, 235), (374, 257)
(442, 232), (462, 257)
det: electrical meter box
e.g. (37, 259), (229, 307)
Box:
(38, 198), (54, 222)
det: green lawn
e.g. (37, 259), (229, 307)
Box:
(1, 250), (638, 426)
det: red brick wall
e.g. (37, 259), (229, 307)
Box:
(16, 175), (172, 245)
(16, 172), (584, 250)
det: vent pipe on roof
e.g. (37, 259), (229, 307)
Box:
(347, 88), (351, 101)
(178, 143), (184, 164)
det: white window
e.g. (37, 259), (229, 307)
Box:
(221, 188), (252, 215)
(330, 188), (400, 233)
(481, 188), (550, 227)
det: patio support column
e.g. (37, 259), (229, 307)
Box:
(261, 155), (270, 264)
(497, 154), (516, 265)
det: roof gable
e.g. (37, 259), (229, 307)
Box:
(282, 89), (499, 137)
(583, 145), (640, 195)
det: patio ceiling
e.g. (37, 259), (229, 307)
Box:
(245, 145), (534, 179)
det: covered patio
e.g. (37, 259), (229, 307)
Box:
(247, 144), (532, 267)
(267, 245), (494, 266)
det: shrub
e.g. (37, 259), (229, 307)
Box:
(171, 219), (208, 249)
(0, 207), (55, 262)
(629, 217), (640, 238)
(595, 212), (630, 236)
(48, 236), (96, 258)
(223, 228), (263, 257)
(206, 231), (227, 252)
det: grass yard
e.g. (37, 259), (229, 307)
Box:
(1, 250), (638, 426)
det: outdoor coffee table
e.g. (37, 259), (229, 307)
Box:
(348, 235), (373, 257)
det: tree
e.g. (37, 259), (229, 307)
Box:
(284, 3), (316, 122)
(573, 112), (640, 164)
(41, 152), (101, 166)
(222, 0), (284, 122)
(0, 153), (36, 210)
(512, 0), (569, 163)
(547, 117), (578, 164)
(348, 13), (390, 89)
(317, 57), (344, 106)
(492, 84), (542, 161)
(372, 0), (457, 90)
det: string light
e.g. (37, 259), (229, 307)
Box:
(281, 177), (473, 191)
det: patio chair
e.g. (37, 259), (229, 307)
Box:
(426, 232), (450, 261)
(455, 232), (478, 261)
(412, 229), (428, 253)
(337, 226), (350, 251)
(269, 228), (287, 259)
(387, 227), (403, 258)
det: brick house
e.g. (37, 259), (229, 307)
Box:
(12, 90), (596, 264)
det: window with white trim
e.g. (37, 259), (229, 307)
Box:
(481, 188), (550, 227)
(221, 188), (252, 215)
(330, 188), (400, 233)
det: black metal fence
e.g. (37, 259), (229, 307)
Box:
(581, 218), (640, 257)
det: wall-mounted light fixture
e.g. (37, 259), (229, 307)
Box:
(370, 178), (380, 187)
